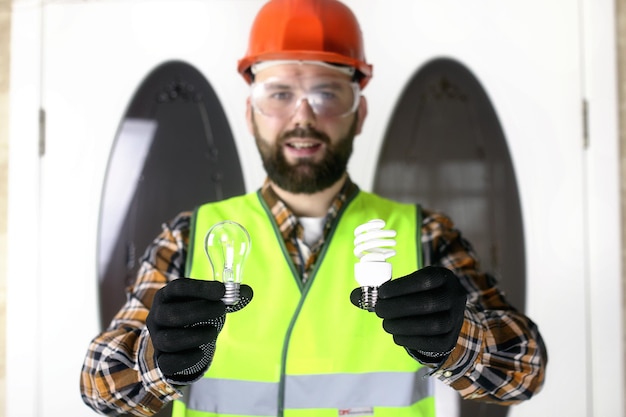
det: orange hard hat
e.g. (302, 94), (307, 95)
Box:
(237, 0), (373, 88)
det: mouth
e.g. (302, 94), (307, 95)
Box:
(283, 139), (324, 157)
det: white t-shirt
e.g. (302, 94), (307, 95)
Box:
(298, 216), (325, 247)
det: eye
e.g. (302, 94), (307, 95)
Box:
(309, 89), (339, 103)
(320, 90), (339, 100)
(268, 90), (294, 102)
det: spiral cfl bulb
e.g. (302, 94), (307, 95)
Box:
(354, 219), (397, 311)
(204, 220), (251, 305)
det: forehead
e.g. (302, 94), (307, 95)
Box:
(254, 63), (352, 83)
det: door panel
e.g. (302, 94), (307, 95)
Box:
(374, 58), (524, 417)
(375, 58), (525, 313)
(97, 60), (245, 330)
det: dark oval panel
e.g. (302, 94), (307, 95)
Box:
(374, 57), (525, 417)
(97, 60), (245, 331)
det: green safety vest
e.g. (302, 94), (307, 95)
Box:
(174, 190), (434, 417)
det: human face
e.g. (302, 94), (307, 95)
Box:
(246, 63), (368, 194)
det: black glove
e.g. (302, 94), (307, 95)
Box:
(351, 266), (466, 363)
(146, 278), (253, 383)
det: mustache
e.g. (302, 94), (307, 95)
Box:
(280, 126), (330, 144)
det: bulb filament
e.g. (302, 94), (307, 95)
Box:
(204, 220), (251, 306)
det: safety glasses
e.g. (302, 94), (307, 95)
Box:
(250, 75), (360, 118)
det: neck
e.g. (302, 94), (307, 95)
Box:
(270, 174), (347, 217)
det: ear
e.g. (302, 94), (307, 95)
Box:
(245, 97), (254, 135)
(355, 95), (368, 135)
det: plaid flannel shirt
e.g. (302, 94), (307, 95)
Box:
(80, 177), (547, 416)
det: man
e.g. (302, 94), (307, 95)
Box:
(80, 0), (547, 416)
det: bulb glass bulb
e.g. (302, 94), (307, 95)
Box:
(354, 219), (396, 311)
(204, 220), (251, 305)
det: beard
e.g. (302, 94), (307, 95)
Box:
(252, 114), (357, 194)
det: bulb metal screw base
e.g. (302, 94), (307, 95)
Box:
(360, 286), (378, 312)
(222, 282), (241, 306)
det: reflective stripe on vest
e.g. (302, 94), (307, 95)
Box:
(180, 368), (432, 415)
(179, 190), (433, 417)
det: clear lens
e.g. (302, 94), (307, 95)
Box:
(251, 76), (360, 118)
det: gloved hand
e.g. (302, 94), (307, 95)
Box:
(350, 266), (466, 363)
(146, 278), (253, 383)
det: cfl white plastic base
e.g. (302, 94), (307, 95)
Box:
(354, 262), (392, 287)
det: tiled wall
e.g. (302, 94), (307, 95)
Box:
(0, 0), (10, 415)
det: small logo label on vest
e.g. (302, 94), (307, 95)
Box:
(338, 407), (374, 416)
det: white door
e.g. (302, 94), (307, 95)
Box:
(352, 2), (621, 415)
(7, 1), (621, 417)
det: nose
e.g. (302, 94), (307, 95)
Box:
(291, 96), (316, 126)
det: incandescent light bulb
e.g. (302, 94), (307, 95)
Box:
(353, 219), (397, 311)
(204, 220), (251, 305)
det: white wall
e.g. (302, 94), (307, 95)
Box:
(6, 0), (623, 416)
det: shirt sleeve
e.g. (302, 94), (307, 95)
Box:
(80, 212), (192, 416)
(420, 210), (547, 404)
